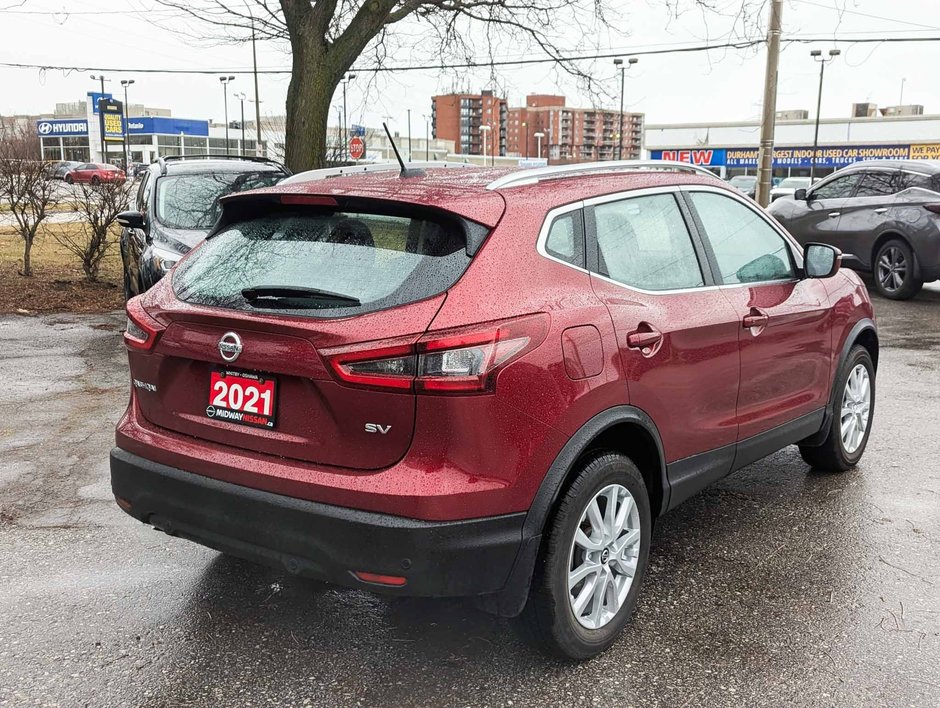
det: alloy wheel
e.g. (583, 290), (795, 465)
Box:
(841, 363), (871, 454)
(877, 246), (907, 293)
(567, 484), (641, 630)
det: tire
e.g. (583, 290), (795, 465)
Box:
(64, 175), (73, 184)
(521, 451), (651, 660)
(873, 239), (922, 300)
(91, 176), (100, 186)
(799, 345), (875, 472)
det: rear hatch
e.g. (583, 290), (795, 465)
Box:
(129, 194), (500, 470)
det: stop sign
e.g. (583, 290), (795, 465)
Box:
(349, 136), (365, 160)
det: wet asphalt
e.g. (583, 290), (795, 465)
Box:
(1, 283), (938, 707)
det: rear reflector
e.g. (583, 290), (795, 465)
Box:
(324, 313), (549, 394)
(353, 571), (407, 587)
(114, 496), (133, 513)
(924, 203), (940, 214)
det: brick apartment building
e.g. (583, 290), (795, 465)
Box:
(431, 90), (507, 157)
(507, 95), (644, 162)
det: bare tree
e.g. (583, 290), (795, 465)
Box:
(149, 1), (643, 172)
(55, 180), (132, 282)
(0, 121), (58, 277)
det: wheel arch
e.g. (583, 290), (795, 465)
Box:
(488, 406), (668, 617)
(801, 317), (878, 448)
(525, 406), (668, 539)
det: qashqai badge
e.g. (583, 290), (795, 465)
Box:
(218, 332), (243, 362)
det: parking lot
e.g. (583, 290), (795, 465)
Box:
(0, 282), (938, 707)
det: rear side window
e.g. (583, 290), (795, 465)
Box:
(173, 209), (473, 318)
(544, 212), (583, 266)
(897, 171), (939, 193)
(156, 172), (285, 229)
(593, 194), (704, 291)
(811, 174), (862, 199)
(855, 171), (898, 197)
(690, 192), (795, 285)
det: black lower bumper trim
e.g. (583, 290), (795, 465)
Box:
(110, 447), (525, 598)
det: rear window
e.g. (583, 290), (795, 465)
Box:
(156, 172), (285, 230)
(172, 209), (473, 318)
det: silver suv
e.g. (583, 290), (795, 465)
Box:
(769, 160), (940, 300)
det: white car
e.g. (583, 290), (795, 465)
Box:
(770, 176), (814, 202)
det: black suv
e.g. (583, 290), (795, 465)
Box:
(769, 160), (940, 300)
(118, 155), (290, 298)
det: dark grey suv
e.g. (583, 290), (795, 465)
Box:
(769, 160), (940, 299)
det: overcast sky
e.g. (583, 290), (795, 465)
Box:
(1, 0), (937, 131)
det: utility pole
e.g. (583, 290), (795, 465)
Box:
(755, 0), (783, 206)
(249, 10), (262, 150)
(810, 49), (841, 184)
(423, 114), (430, 160)
(407, 109), (412, 162)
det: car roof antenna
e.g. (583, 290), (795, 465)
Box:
(383, 122), (424, 178)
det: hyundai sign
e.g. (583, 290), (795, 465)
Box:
(36, 119), (89, 137)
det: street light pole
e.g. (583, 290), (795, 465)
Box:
(90, 74), (110, 162)
(523, 121), (528, 158)
(407, 108), (412, 161)
(534, 131), (545, 159)
(120, 79), (134, 172)
(219, 75), (235, 156)
(234, 93), (246, 155)
(422, 114), (430, 160)
(341, 73), (356, 162)
(810, 48), (841, 184)
(612, 57), (638, 161)
(480, 124), (491, 164)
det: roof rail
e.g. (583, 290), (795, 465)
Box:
(485, 159), (716, 190)
(280, 161), (472, 185)
(156, 153), (289, 176)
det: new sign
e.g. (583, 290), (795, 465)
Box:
(651, 144), (940, 168)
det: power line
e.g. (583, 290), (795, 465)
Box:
(0, 34), (938, 76)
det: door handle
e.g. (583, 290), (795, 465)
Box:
(742, 308), (769, 329)
(627, 324), (663, 354)
(874, 207), (888, 214)
(828, 212), (840, 218)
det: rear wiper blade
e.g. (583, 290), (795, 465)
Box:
(241, 285), (361, 308)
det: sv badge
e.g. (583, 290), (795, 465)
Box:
(364, 423), (392, 435)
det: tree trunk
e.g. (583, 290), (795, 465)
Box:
(284, 43), (338, 173)
(21, 234), (33, 277)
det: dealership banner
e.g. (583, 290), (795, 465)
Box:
(651, 144), (939, 168)
(97, 97), (125, 142)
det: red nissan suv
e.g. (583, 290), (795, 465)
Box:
(111, 161), (878, 659)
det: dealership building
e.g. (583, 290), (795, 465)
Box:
(646, 103), (940, 179)
(36, 92), (266, 165)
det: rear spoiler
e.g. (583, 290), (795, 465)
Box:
(207, 191), (492, 257)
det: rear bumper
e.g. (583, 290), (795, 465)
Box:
(110, 447), (527, 600)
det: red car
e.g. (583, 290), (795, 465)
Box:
(111, 161), (878, 659)
(65, 162), (125, 184)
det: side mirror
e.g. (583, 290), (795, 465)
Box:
(793, 188), (808, 201)
(116, 210), (145, 229)
(804, 243), (841, 279)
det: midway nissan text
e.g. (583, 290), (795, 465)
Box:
(111, 161), (878, 659)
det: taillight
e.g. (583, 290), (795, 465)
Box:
(325, 314), (549, 394)
(924, 203), (940, 214)
(124, 296), (163, 351)
(328, 343), (415, 391)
